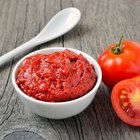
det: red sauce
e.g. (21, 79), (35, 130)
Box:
(16, 49), (97, 102)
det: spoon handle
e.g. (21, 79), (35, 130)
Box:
(0, 38), (40, 66)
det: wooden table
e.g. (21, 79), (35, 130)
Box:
(0, 0), (140, 139)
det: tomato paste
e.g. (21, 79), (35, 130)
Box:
(16, 49), (97, 102)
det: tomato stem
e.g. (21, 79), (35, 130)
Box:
(111, 34), (124, 54)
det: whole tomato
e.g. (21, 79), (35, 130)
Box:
(98, 36), (140, 88)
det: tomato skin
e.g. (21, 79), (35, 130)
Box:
(111, 76), (140, 126)
(98, 40), (140, 88)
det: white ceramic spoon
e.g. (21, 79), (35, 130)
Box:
(0, 7), (81, 66)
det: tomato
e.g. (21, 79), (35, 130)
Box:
(98, 36), (140, 88)
(111, 76), (140, 126)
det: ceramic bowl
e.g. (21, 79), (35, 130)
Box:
(12, 47), (102, 119)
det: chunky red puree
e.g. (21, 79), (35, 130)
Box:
(16, 49), (97, 102)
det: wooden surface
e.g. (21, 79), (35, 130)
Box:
(0, 0), (140, 139)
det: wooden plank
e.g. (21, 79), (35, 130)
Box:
(61, 0), (103, 140)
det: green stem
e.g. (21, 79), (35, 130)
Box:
(111, 34), (124, 54)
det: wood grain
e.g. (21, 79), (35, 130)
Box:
(0, 0), (140, 140)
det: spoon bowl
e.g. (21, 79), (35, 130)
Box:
(37, 7), (81, 42)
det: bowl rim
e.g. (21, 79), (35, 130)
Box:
(12, 47), (102, 105)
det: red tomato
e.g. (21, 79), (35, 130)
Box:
(111, 76), (140, 126)
(98, 38), (140, 88)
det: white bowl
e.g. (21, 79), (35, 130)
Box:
(12, 47), (102, 119)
